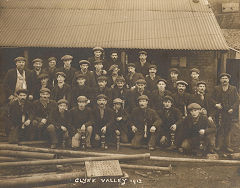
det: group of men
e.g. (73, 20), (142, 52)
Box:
(3, 47), (239, 156)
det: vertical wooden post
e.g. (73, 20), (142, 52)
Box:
(121, 50), (126, 75)
(220, 52), (227, 73)
(24, 48), (29, 69)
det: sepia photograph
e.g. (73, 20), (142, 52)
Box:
(0, 0), (239, 187)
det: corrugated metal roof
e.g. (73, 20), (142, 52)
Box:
(0, 0), (229, 50)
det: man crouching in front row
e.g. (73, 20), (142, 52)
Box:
(130, 95), (161, 151)
(176, 103), (216, 155)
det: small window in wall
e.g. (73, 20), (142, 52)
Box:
(170, 57), (187, 68)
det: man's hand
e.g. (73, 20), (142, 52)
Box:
(170, 124), (177, 131)
(216, 103), (222, 110)
(116, 117), (123, 121)
(61, 126), (67, 132)
(95, 134), (100, 141)
(130, 86), (136, 90)
(81, 124), (86, 131)
(228, 109), (233, 114)
(160, 136), (167, 144)
(41, 119), (47, 124)
(24, 120), (31, 126)
(9, 95), (15, 101)
(150, 126), (156, 133)
(199, 129), (205, 135)
(28, 95), (33, 100)
(208, 116), (214, 123)
(101, 126), (107, 134)
(131, 125), (137, 133)
(115, 130), (120, 135)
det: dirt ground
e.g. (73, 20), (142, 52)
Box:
(0, 122), (240, 188)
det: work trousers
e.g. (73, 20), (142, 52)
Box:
(131, 131), (157, 148)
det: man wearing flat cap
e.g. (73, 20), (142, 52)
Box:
(125, 63), (144, 89)
(3, 56), (34, 103)
(56, 55), (77, 86)
(189, 68), (200, 94)
(72, 60), (96, 88)
(91, 94), (114, 149)
(145, 64), (161, 91)
(52, 72), (71, 105)
(157, 95), (182, 150)
(176, 103), (216, 155)
(48, 99), (72, 149)
(151, 78), (172, 110)
(32, 58), (44, 77)
(70, 96), (93, 149)
(172, 80), (191, 116)
(212, 73), (239, 153)
(167, 68), (180, 94)
(88, 47), (109, 70)
(130, 95), (162, 150)
(7, 89), (35, 144)
(32, 88), (58, 140)
(43, 57), (58, 88)
(128, 78), (151, 111)
(106, 50), (125, 75)
(135, 51), (152, 76)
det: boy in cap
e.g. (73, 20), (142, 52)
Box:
(212, 73), (239, 153)
(130, 95), (161, 150)
(167, 68), (180, 93)
(112, 98), (130, 143)
(7, 89), (35, 143)
(72, 60), (96, 88)
(48, 99), (71, 149)
(107, 64), (121, 88)
(189, 68), (200, 94)
(32, 58), (44, 77)
(176, 103), (216, 155)
(145, 64), (161, 91)
(92, 94), (114, 149)
(172, 80), (191, 116)
(157, 95), (182, 150)
(3, 56), (34, 103)
(135, 51), (151, 76)
(125, 63), (144, 89)
(71, 74), (91, 107)
(151, 78), (172, 110)
(43, 57), (58, 88)
(52, 72), (71, 104)
(32, 88), (58, 140)
(56, 55), (77, 85)
(70, 96), (93, 149)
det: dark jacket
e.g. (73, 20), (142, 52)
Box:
(3, 68), (34, 99)
(43, 67), (57, 88)
(151, 89), (172, 110)
(71, 85), (92, 107)
(112, 108), (130, 130)
(32, 99), (58, 122)
(167, 79), (178, 94)
(128, 89), (152, 111)
(72, 70), (96, 88)
(111, 87), (131, 111)
(8, 100), (34, 127)
(135, 61), (151, 76)
(56, 66), (77, 86)
(93, 87), (112, 104)
(145, 75), (161, 91)
(126, 72), (144, 88)
(130, 107), (162, 133)
(52, 83), (71, 103)
(172, 92), (192, 115)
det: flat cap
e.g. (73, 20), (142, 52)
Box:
(113, 98), (124, 104)
(97, 94), (108, 100)
(219, 73), (231, 79)
(157, 78), (167, 84)
(32, 58), (43, 64)
(176, 80), (188, 86)
(116, 76), (125, 82)
(40, 88), (51, 93)
(187, 103), (201, 110)
(163, 95), (174, 103)
(48, 57), (57, 62)
(93, 47), (104, 52)
(196, 80), (206, 86)
(97, 76), (108, 82)
(76, 73), (86, 80)
(38, 73), (49, 80)
(148, 64), (157, 70)
(137, 95), (149, 101)
(77, 96), (88, 102)
(79, 60), (90, 66)
(109, 64), (119, 72)
(61, 55), (73, 61)
(138, 51), (147, 55)
(16, 89), (28, 95)
(127, 63), (136, 68)
(190, 68), (200, 74)
(14, 57), (26, 62)
(56, 72), (66, 78)
(135, 79), (146, 85)
(57, 99), (68, 105)
(169, 68), (180, 74)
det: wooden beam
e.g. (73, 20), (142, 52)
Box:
(0, 150), (56, 159)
